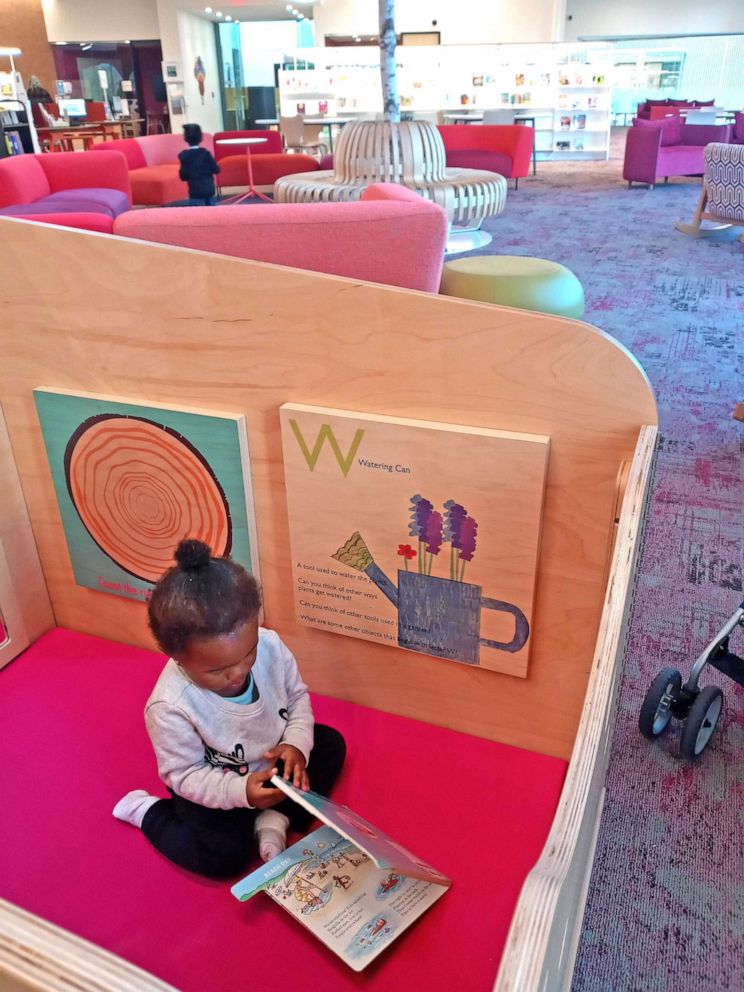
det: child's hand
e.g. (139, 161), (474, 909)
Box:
(246, 767), (283, 809)
(263, 744), (309, 791)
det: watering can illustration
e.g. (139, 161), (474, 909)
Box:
(332, 532), (529, 665)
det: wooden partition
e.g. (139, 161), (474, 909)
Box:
(0, 405), (53, 668)
(0, 217), (658, 992)
(0, 216), (656, 760)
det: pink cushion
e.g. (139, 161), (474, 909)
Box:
(360, 182), (428, 204)
(88, 138), (147, 170)
(218, 152), (319, 187)
(115, 197), (449, 293)
(0, 212), (114, 233)
(0, 154), (50, 208)
(130, 165), (187, 206)
(137, 133), (214, 166)
(632, 115), (682, 146)
(0, 628), (566, 992)
(445, 148), (513, 176)
(214, 130), (283, 161)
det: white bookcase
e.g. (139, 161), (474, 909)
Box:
(278, 44), (613, 162)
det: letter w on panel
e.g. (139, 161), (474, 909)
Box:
(289, 420), (365, 477)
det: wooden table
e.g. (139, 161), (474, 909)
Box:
(37, 118), (144, 151)
(215, 136), (270, 203)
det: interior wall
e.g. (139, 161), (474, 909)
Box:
(313, 0), (565, 44)
(40, 0), (159, 43)
(565, 0), (744, 40)
(176, 10), (223, 131)
(3, 0), (57, 97)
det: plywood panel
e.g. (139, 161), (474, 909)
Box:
(281, 403), (549, 677)
(0, 217), (657, 758)
(0, 404), (53, 668)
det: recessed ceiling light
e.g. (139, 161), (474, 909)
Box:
(124, 39), (130, 44)
(205, 5), (213, 10)
(55, 41), (67, 45)
(215, 9), (223, 15)
(225, 14), (232, 19)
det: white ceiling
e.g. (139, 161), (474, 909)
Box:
(177, 0), (318, 22)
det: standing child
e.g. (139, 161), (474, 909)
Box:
(113, 539), (346, 879)
(178, 123), (221, 205)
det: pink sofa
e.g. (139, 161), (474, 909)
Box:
(214, 129), (319, 189)
(88, 133), (209, 206)
(623, 117), (732, 187)
(0, 151), (130, 228)
(113, 182), (448, 292)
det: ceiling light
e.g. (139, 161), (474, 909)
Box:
(55, 41), (67, 46)
(225, 14), (232, 19)
(205, 5), (213, 10)
(215, 9), (223, 15)
(124, 40), (130, 44)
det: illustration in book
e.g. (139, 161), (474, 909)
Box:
(231, 777), (450, 971)
(280, 404), (549, 678)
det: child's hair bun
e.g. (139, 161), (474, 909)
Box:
(174, 539), (212, 571)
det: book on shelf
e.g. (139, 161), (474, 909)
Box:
(5, 130), (24, 155)
(0, 109), (20, 125)
(555, 140), (571, 151)
(560, 115), (571, 130)
(573, 113), (586, 129)
(231, 775), (451, 972)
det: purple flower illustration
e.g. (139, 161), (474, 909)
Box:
(409, 495), (434, 572)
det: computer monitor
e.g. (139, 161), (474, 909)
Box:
(58, 98), (87, 121)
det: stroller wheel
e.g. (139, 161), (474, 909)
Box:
(680, 686), (723, 759)
(639, 667), (681, 738)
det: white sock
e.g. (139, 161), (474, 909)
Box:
(255, 809), (289, 862)
(112, 789), (158, 828)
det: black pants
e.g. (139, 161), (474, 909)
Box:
(141, 725), (346, 880)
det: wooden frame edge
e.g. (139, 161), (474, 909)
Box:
(493, 424), (658, 992)
(0, 898), (177, 992)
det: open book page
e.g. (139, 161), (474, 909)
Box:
(231, 825), (449, 971)
(266, 777), (451, 886)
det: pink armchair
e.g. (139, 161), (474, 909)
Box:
(623, 117), (732, 188)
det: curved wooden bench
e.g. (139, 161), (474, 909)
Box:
(274, 120), (507, 230)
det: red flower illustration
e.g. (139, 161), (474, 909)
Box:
(397, 544), (416, 560)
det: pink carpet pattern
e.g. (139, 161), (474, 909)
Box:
(476, 150), (744, 992)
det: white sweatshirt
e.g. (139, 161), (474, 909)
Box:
(144, 627), (314, 810)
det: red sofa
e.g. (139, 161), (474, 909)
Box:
(0, 150), (131, 231)
(88, 133), (207, 206)
(623, 116), (732, 187)
(436, 124), (534, 187)
(213, 129), (319, 189)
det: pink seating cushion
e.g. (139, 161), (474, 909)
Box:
(218, 152), (319, 187)
(0, 212), (114, 233)
(734, 112), (744, 143)
(632, 115), (682, 146)
(114, 190), (448, 293)
(1, 628), (566, 992)
(445, 148), (513, 176)
(214, 130), (284, 161)
(130, 164), (187, 206)
(89, 138), (147, 170)
(0, 154), (50, 207)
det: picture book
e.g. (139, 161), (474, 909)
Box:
(560, 115), (571, 130)
(231, 776), (450, 971)
(6, 130), (23, 155)
(573, 113), (586, 129)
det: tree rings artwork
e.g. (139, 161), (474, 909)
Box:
(64, 415), (231, 584)
(34, 389), (260, 602)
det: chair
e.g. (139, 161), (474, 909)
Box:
(483, 109), (515, 125)
(146, 114), (166, 135)
(279, 115), (328, 157)
(676, 142), (744, 240)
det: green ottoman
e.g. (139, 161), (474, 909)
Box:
(440, 255), (585, 319)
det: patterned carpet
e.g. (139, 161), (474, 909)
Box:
(474, 142), (744, 992)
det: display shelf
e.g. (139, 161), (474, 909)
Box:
(278, 44), (613, 162)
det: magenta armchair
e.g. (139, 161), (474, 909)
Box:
(624, 119), (732, 188)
